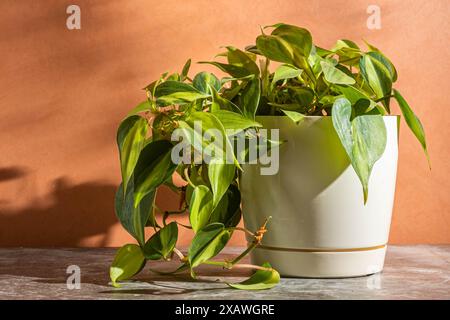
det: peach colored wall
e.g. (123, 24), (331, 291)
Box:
(0, 0), (448, 247)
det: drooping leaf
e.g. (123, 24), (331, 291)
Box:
(393, 89), (430, 166)
(227, 262), (280, 290)
(110, 244), (146, 287)
(332, 98), (387, 203)
(208, 159), (236, 207)
(115, 180), (155, 245)
(189, 185), (214, 233)
(154, 81), (209, 106)
(188, 223), (232, 274)
(117, 115), (149, 193)
(133, 140), (177, 206)
(320, 60), (355, 85)
(281, 109), (305, 124)
(193, 72), (221, 94)
(239, 77), (261, 120)
(143, 222), (178, 260)
(209, 183), (241, 227)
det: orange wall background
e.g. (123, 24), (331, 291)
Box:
(0, 0), (449, 247)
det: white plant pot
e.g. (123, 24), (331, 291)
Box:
(240, 116), (398, 278)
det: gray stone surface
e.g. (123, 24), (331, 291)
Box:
(0, 245), (448, 300)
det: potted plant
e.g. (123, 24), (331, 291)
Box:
(110, 23), (428, 287)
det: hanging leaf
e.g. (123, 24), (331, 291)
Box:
(115, 180), (155, 246)
(239, 77), (261, 120)
(133, 140), (177, 206)
(332, 98), (387, 203)
(209, 184), (241, 227)
(227, 262), (280, 290)
(208, 159), (236, 207)
(110, 244), (146, 287)
(393, 89), (430, 166)
(188, 223), (232, 275)
(143, 222), (178, 260)
(117, 115), (149, 194)
(189, 185), (214, 233)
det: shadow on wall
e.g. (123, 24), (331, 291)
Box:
(0, 173), (118, 247)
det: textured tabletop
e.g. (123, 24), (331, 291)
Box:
(0, 245), (448, 300)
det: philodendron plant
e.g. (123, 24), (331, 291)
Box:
(110, 23), (428, 289)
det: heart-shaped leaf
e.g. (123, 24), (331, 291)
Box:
(110, 244), (146, 287)
(208, 160), (236, 207)
(115, 180), (155, 245)
(226, 46), (260, 76)
(188, 223), (232, 273)
(281, 109), (305, 124)
(143, 222), (178, 260)
(212, 109), (262, 135)
(320, 60), (355, 85)
(189, 185), (214, 232)
(193, 72), (221, 94)
(239, 77), (261, 120)
(227, 262), (280, 290)
(117, 115), (149, 193)
(332, 98), (387, 203)
(198, 61), (252, 78)
(133, 140), (177, 206)
(256, 34), (294, 64)
(271, 64), (302, 88)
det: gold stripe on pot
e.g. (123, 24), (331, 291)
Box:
(255, 244), (386, 253)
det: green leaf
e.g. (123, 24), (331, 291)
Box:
(363, 40), (397, 82)
(180, 59), (191, 81)
(226, 46), (260, 76)
(209, 184), (241, 227)
(155, 81), (209, 106)
(239, 77), (261, 120)
(133, 140), (177, 206)
(210, 87), (242, 113)
(227, 262), (280, 290)
(193, 72), (221, 94)
(256, 34), (294, 64)
(208, 160), (236, 207)
(393, 89), (430, 166)
(143, 222), (178, 260)
(110, 244), (146, 287)
(281, 109), (305, 124)
(189, 185), (214, 233)
(212, 109), (262, 135)
(126, 100), (152, 116)
(271, 64), (302, 88)
(117, 116), (149, 193)
(320, 60), (355, 85)
(359, 53), (392, 112)
(332, 98), (387, 203)
(198, 61), (252, 78)
(115, 180), (155, 245)
(270, 24), (313, 58)
(188, 223), (232, 274)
